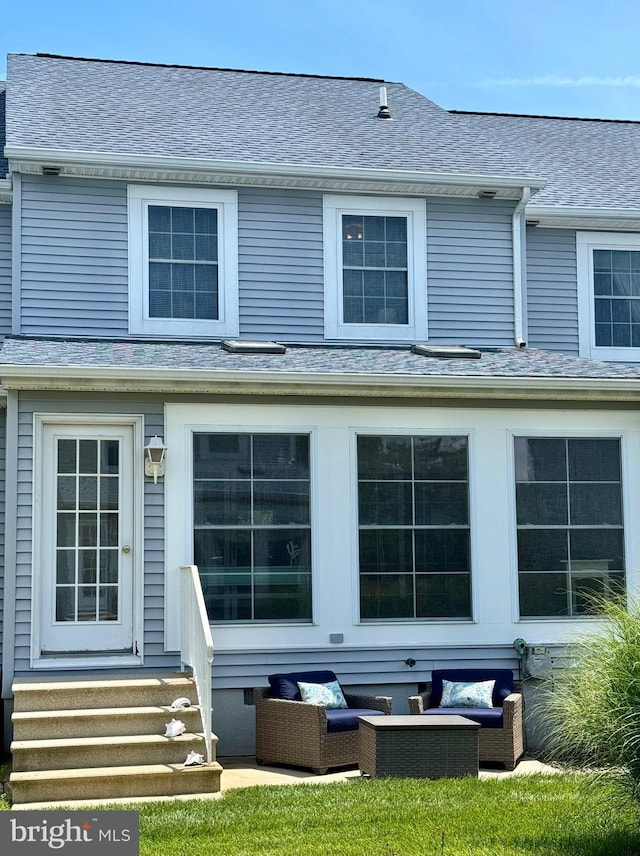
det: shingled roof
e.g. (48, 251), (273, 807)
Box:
(2, 336), (639, 381)
(4, 53), (537, 179)
(5, 53), (640, 210)
(451, 110), (640, 210)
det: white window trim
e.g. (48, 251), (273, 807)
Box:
(128, 184), (239, 337)
(577, 230), (640, 362)
(323, 195), (427, 341)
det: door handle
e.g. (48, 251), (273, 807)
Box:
(122, 545), (131, 554)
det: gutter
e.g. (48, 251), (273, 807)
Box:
(526, 204), (640, 231)
(2, 363), (640, 402)
(5, 145), (547, 198)
(513, 186), (531, 348)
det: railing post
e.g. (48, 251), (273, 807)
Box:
(180, 565), (214, 764)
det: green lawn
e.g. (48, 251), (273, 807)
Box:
(2, 772), (639, 855)
(136, 774), (639, 856)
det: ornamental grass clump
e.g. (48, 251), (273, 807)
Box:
(544, 598), (640, 800)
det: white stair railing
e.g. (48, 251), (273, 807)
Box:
(180, 564), (214, 764)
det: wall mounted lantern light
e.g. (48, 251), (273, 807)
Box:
(144, 436), (167, 483)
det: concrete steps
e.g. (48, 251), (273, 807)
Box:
(9, 673), (222, 805)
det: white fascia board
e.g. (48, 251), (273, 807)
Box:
(527, 204), (640, 230)
(0, 178), (12, 203)
(5, 145), (547, 197)
(1, 364), (640, 402)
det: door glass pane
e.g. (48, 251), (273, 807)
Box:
(55, 438), (120, 624)
(79, 440), (98, 474)
(100, 587), (118, 621)
(56, 587), (75, 622)
(58, 440), (77, 474)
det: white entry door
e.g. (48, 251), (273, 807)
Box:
(38, 421), (137, 657)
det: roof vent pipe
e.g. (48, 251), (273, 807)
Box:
(377, 86), (391, 119)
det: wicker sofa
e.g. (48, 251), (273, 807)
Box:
(408, 668), (524, 770)
(255, 670), (393, 774)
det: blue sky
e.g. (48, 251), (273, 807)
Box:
(3, 0), (640, 120)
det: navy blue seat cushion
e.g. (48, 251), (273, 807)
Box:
(422, 706), (504, 729)
(268, 670), (339, 701)
(326, 708), (385, 733)
(430, 669), (514, 708)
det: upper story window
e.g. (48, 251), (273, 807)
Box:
(323, 195), (427, 341)
(577, 231), (640, 361)
(128, 185), (239, 337)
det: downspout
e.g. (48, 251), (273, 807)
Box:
(512, 186), (531, 348)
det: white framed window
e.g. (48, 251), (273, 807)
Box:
(514, 436), (625, 618)
(577, 231), (640, 361)
(356, 433), (471, 620)
(128, 185), (239, 337)
(323, 195), (427, 341)
(192, 431), (313, 623)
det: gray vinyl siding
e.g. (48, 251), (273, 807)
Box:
(0, 205), (11, 336)
(18, 179), (520, 346)
(427, 198), (516, 346)
(212, 644), (522, 690)
(19, 176), (129, 336)
(12, 394), (177, 674)
(526, 227), (579, 354)
(238, 188), (324, 340)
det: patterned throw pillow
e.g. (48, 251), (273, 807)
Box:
(297, 679), (348, 709)
(439, 679), (496, 709)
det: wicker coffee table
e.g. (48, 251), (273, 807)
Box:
(358, 714), (480, 779)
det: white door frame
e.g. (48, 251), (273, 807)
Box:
(31, 414), (145, 669)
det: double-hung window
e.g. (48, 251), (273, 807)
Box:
(577, 231), (640, 361)
(128, 185), (239, 337)
(357, 434), (471, 620)
(515, 437), (625, 617)
(323, 196), (427, 341)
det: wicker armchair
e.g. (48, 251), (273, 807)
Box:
(408, 669), (524, 770)
(255, 670), (393, 774)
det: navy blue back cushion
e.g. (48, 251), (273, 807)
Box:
(268, 670), (339, 701)
(430, 669), (514, 708)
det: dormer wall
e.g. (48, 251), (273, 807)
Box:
(13, 174), (525, 348)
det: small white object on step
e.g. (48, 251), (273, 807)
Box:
(169, 696), (192, 711)
(183, 751), (205, 767)
(165, 718), (187, 737)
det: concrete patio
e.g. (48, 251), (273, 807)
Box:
(218, 754), (562, 790)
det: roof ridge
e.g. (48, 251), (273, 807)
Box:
(450, 108), (640, 125)
(26, 53), (387, 84)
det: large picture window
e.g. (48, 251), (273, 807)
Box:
(193, 433), (312, 622)
(357, 435), (471, 620)
(515, 437), (625, 617)
(128, 185), (238, 337)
